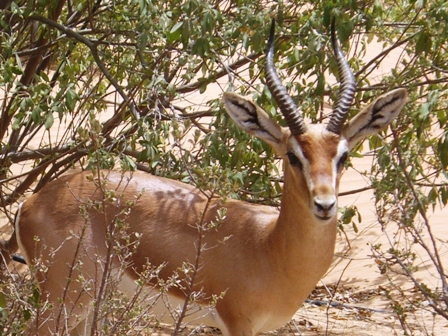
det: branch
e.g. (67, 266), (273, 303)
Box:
(0, 144), (85, 205)
(0, 145), (74, 163)
(28, 14), (140, 122)
(355, 35), (415, 82)
(176, 52), (261, 94)
(339, 186), (372, 197)
(391, 129), (448, 291)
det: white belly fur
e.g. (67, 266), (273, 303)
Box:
(118, 272), (229, 334)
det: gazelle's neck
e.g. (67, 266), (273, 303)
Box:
(270, 165), (338, 282)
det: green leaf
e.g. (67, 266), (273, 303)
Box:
(30, 287), (40, 308)
(438, 136), (448, 169)
(338, 20), (355, 46)
(12, 115), (23, 130)
(418, 103), (429, 121)
(10, 1), (22, 16)
(340, 206), (356, 225)
(378, 151), (391, 168)
(45, 112), (54, 129)
(323, 4), (333, 27)
(441, 186), (448, 206)
(369, 134), (382, 149)
(181, 19), (191, 47)
(415, 29), (432, 54)
(40, 71), (50, 82)
(65, 88), (78, 111)
(428, 187), (438, 210)
(31, 106), (43, 123)
(199, 81), (208, 94)
(201, 11), (214, 31)
(14, 53), (23, 73)
(137, 148), (149, 162)
(252, 31), (263, 51)
(23, 309), (31, 321)
(20, 97), (31, 111)
(10, 65), (23, 75)
(138, 31), (148, 51)
(192, 37), (210, 57)
(437, 109), (447, 127)
(0, 292), (6, 309)
(121, 155), (136, 171)
(242, 33), (249, 50)
(315, 73), (325, 96)
(168, 21), (183, 43)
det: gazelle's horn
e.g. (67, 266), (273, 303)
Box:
(265, 19), (307, 136)
(326, 18), (356, 134)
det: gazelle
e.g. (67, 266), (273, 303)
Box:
(1, 20), (407, 336)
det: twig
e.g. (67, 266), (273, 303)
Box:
(392, 129), (447, 291)
(324, 259), (352, 335)
(172, 190), (217, 335)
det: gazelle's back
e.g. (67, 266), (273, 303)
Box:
(18, 170), (279, 272)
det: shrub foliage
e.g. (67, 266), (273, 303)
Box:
(0, 0), (447, 334)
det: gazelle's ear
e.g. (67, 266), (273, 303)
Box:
(223, 92), (287, 154)
(342, 88), (407, 149)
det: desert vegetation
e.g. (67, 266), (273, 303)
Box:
(0, 0), (447, 334)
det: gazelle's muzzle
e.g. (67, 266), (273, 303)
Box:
(309, 177), (338, 222)
(312, 193), (337, 221)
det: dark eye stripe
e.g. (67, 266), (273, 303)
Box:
(286, 152), (303, 170)
(338, 152), (348, 168)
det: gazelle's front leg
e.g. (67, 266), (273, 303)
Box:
(225, 325), (255, 336)
(215, 310), (257, 336)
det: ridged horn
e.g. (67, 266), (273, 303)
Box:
(326, 18), (356, 134)
(265, 19), (307, 136)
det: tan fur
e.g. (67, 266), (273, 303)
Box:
(13, 169), (337, 335)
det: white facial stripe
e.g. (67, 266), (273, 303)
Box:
(289, 136), (305, 162)
(289, 137), (314, 194)
(332, 138), (349, 184)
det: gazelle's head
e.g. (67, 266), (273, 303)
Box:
(223, 19), (407, 223)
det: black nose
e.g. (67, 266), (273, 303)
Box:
(314, 199), (335, 212)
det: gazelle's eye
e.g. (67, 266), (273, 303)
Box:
(338, 152), (349, 168)
(286, 152), (303, 170)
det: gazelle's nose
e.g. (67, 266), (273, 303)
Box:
(313, 196), (336, 220)
(314, 198), (335, 211)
